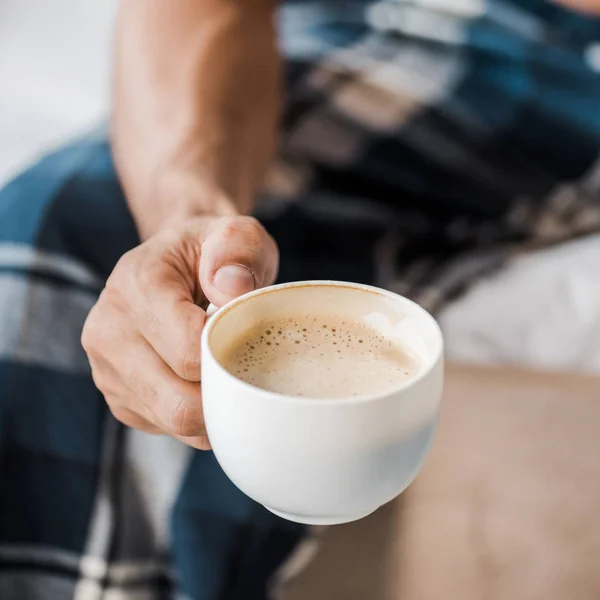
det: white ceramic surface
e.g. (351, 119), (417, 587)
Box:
(201, 281), (444, 525)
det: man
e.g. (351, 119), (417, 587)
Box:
(1, 0), (600, 598)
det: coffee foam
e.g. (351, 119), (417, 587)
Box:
(221, 314), (420, 398)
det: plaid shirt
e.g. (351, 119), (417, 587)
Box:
(265, 0), (600, 311)
(2, 1), (600, 599)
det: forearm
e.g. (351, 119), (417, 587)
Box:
(112, 0), (280, 239)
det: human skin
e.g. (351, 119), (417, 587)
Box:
(82, 0), (279, 450)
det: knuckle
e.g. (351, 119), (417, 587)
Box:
(88, 360), (119, 403)
(81, 288), (125, 357)
(167, 394), (200, 437)
(222, 216), (266, 248)
(239, 217), (267, 246)
(169, 310), (203, 380)
(104, 263), (136, 315)
(111, 246), (158, 299)
(81, 303), (105, 355)
(171, 342), (200, 381)
(135, 254), (162, 298)
(81, 316), (96, 354)
(111, 249), (139, 286)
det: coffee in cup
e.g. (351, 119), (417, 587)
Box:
(221, 314), (420, 398)
(201, 281), (443, 525)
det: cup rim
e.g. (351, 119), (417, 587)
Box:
(202, 280), (444, 405)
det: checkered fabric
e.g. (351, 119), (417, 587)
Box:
(2, 1), (600, 599)
(0, 138), (305, 600)
(266, 0), (600, 311)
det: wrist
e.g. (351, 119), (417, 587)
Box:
(128, 166), (241, 240)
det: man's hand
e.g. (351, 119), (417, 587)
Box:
(99, 0), (280, 448)
(81, 216), (278, 449)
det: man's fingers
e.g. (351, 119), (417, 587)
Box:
(119, 336), (205, 437)
(85, 306), (205, 439)
(83, 214), (280, 450)
(109, 216), (277, 382)
(139, 287), (206, 382)
(199, 216), (279, 307)
(108, 242), (206, 382)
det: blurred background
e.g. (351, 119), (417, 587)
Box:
(0, 0), (117, 184)
(2, 0), (600, 376)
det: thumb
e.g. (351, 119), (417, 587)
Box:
(199, 216), (279, 307)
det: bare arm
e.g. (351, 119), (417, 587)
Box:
(83, 0), (280, 449)
(112, 0), (280, 239)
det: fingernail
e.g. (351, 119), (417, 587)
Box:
(214, 265), (256, 297)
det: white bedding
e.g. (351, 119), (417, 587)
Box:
(440, 237), (600, 374)
(3, 0), (600, 375)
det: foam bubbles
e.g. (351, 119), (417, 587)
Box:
(221, 314), (419, 399)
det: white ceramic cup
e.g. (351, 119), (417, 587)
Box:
(201, 281), (444, 525)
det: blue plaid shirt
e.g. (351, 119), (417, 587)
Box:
(265, 0), (600, 309)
